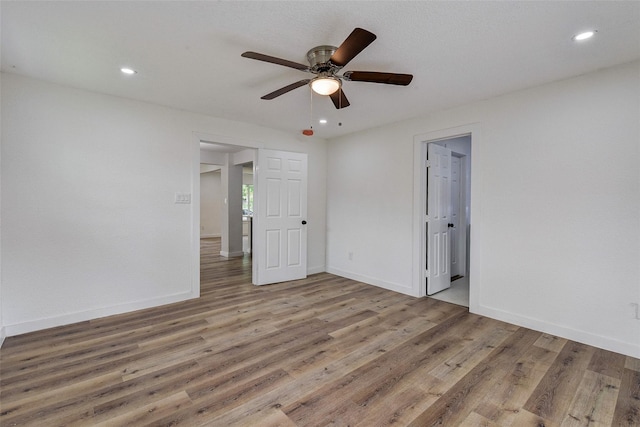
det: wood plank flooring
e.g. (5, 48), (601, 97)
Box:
(1, 237), (638, 426)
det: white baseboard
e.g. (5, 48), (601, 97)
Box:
(326, 267), (639, 358)
(474, 304), (640, 359)
(326, 267), (415, 297)
(3, 291), (198, 337)
(200, 234), (220, 238)
(220, 250), (244, 258)
(0, 326), (6, 348)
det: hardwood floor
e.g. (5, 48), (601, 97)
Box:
(1, 238), (638, 426)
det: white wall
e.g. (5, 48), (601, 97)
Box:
(0, 69), (4, 346)
(200, 170), (222, 238)
(243, 170), (253, 186)
(220, 160), (244, 257)
(1, 72), (327, 336)
(327, 60), (640, 357)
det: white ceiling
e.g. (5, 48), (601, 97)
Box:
(2, 1), (639, 139)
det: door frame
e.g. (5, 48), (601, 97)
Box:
(412, 124), (481, 313)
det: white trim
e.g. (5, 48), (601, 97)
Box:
(0, 327), (6, 348)
(412, 139), (424, 297)
(4, 291), (195, 337)
(467, 128), (482, 317)
(220, 250), (245, 258)
(194, 131), (265, 150)
(326, 267), (414, 297)
(477, 305), (640, 359)
(191, 135), (201, 299)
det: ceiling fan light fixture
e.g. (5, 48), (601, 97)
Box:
(310, 77), (341, 95)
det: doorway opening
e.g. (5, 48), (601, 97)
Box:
(199, 140), (257, 285)
(413, 129), (474, 308)
(194, 134), (310, 290)
(427, 136), (470, 307)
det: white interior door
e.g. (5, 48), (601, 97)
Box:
(427, 143), (452, 295)
(253, 149), (308, 285)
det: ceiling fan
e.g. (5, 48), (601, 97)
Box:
(241, 28), (413, 109)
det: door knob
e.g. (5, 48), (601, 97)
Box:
(302, 220), (307, 225)
(448, 223), (454, 228)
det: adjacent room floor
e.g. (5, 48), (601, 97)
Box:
(428, 276), (470, 308)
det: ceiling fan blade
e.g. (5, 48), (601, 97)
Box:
(329, 88), (350, 109)
(329, 28), (377, 67)
(261, 80), (310, 100)
(241, 51), (309, 71)
(343, 71), (413, 86)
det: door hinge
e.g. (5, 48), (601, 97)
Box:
(425, 160), (432, 168)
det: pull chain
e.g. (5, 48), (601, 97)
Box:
(302, 86), (314, 136)
(309, 85), (313, 131)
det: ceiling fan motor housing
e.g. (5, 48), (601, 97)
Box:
(306, 45), (341, 73)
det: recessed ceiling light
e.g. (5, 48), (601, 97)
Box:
(572, 30), (596, 41)
(120, 67), (137, 75)
(319, 119), (328, 124)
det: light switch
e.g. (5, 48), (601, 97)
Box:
(174, 193), (191, 204)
